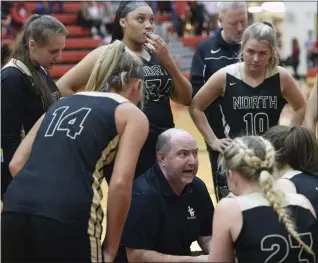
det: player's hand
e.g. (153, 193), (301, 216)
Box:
(210, 138), (232, 153)
(144, 32), (173, 68)
(103, 251), (113, 263)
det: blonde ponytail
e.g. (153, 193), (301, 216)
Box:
(86, 40), (127, 91)
(259, 171), (314, 256)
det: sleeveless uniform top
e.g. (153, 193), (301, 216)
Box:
(141, 55), (174, 130)
(282, 170), (318, 215)
(1, 59), (61, 196)
(233, 193), (317, 263)
(3, 92), (128, 239)
(219, 63), (287, 138)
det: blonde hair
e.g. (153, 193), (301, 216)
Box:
(86, 41), (144, 106)
(240, 22), (280, 71)
(220, 136), (314, 255)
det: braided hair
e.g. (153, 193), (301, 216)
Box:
(220, 136), (314, 256)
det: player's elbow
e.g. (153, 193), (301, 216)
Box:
(9, 158), (23, 177)
(109, 173), (133, 192)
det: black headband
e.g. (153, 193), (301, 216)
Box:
(120, 1), (148, 18)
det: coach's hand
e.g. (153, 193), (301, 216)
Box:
(210, 138), (232, 154)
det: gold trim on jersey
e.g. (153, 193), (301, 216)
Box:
(88, 135), (120, 262)
(232, 192), (313, 212)
(75, 91), (129, 104)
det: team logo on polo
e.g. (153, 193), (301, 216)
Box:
(187, 206), (196, 220)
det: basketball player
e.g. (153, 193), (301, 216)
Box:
(208, 136), (317, 262)
(263, 125), (318, 215)
(189, 22), (306, 200)
(189, 1), (248, 202)
(1, 14), (67, 197)
(57, 1), (192, 178)
(2, 41), (149, 263)
(304, 75), (318, 135)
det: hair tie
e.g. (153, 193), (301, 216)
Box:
(262, 21), (274, 29)
(109, 75), (121, 83)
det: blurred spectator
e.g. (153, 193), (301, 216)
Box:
(175, 2), (190, 37)
(147, 1), (158, 13)
(10, 3), (31, 28)
(291, 38), (301, 80)
(48, 1), (64, 13)
(189, 1), (204, 36)
(35, 2), (48, 15)
(200, 1), (218, 36)
(158, 1), (172, 14)
(77, 1), (107, 40)
(1, 2), (14, 17)
(1, 17), (14, 65)
(305, 30), (315, 67)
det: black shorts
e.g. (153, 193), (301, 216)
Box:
(2, 212), (103, 263)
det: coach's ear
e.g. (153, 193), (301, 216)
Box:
(157, 151), (165, 166)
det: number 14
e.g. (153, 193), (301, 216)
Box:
(45, 106), (91, 139)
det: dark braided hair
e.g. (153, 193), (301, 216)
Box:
(111, 1), (134, 43)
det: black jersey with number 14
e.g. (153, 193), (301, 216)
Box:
(3, 92), (129, 239)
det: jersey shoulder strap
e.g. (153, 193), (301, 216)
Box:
(2, 58), (32, 77)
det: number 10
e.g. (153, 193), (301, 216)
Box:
(243, 112), (269, 135)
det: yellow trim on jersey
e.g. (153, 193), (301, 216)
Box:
(88, 135), (120, 262)
(76, 91), (129, 104)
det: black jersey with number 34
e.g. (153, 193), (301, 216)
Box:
(3, 92), (129, 239)
(219, 63), (287, 138)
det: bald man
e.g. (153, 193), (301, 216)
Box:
(115, 128), (214, 262)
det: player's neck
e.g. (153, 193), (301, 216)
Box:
(276, 164), (293, 178)
(122, 37), (144, 53)
(243, 62), (266, 79)
(237, 181), (263, 196)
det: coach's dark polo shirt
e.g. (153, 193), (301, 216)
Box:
(115, 162), (214, 262)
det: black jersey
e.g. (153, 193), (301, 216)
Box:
(3, 92), (129, 239)
(1, 59), (61, 196)
(233, 193), (317, 263)
(190, 29), (240, 139)
(283, 170), (318, 215)
(142, 56), (174, 129)
(219, 63), (286, 138)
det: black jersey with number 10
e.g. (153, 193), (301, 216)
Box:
(219, 63), (287, 138)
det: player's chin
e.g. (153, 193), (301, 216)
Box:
(46, 63), (55, 69)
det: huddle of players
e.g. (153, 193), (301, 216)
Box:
(1, 0), (318, 262)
